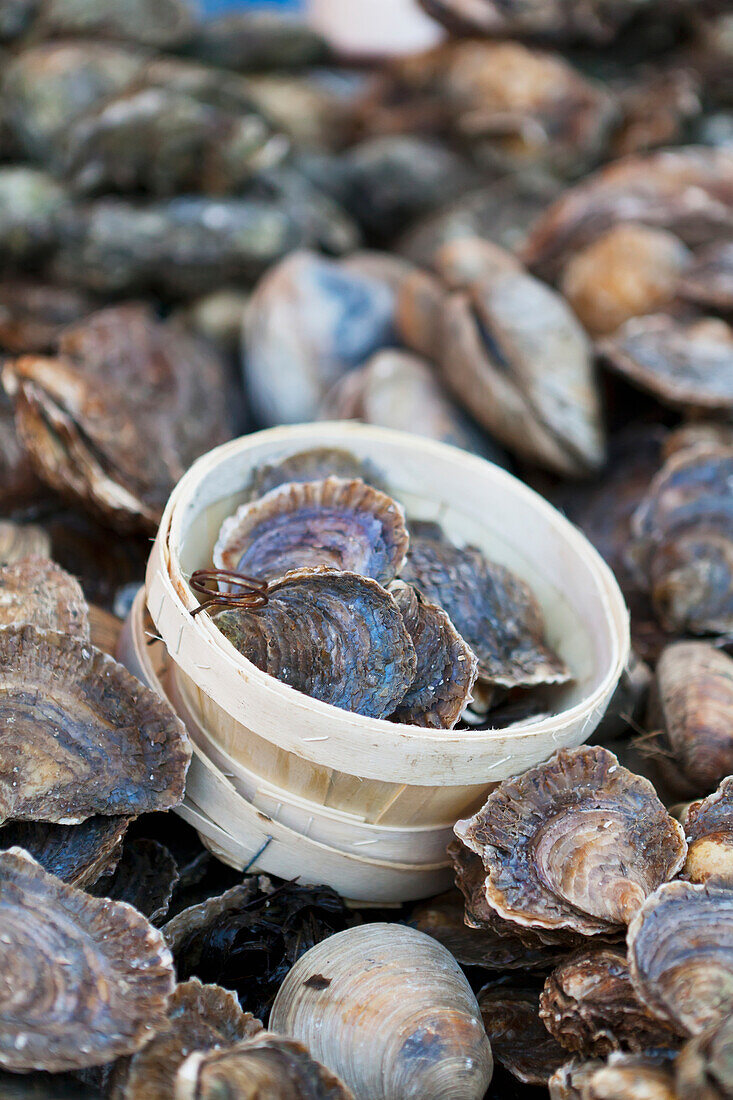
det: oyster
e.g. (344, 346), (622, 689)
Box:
(0, 816), (128, 887)
(245, 448), (385, 500)
(454, 746), (686, 935)
(90, 838), (179, 924)
(684, 777), (733, 886)
(417, 0), (662, 43)
(0, 168), (70, 266)
(0, 847), (174, 1071)
(109, 979), (262, 1100)
(215, 568), (416, 719)
(397, 238), (604, 476)
(629, 443), (733, 635)
(242, 250), (397, 426)
(627, 880), (733, 1036)
(0, 557), (88, 638)
(270, 923), (493, 1100)
(560, 225), (691, 337)
(400, 522), (568, 690)
(187, 10), (328, 72)
(0, 624), (190, 825)
(540, 946), (681, 1056)
(176, 1032), (354, 1100)
(0, 282), (93, 354)
(214, 478), (409, 586)
(678, 242), (733, 312)
(675, 1013), (733, 1100)
(0, 0), (38, 41)
(32, 0), (196, 47)
(3, 304), (231, 531)
(0, 522), (50, 565)
(610, 69), (702, 160)
(600, 315), (733, 412)
(523, 147), (733, 282)
(550, 1052), (680, 1100)
(477, 985), (567, 1085)
(388, 580), (477, 728)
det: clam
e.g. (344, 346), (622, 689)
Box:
(560, 225), (691, 337)
(454, 746), (686, 936)
(627, 880), (733, 1036)
(90, 838), (179, 925)
(270, 923), (493, 1100)
(683, 776), (733, 886)
(0, 557), (88, 638)
(540, 946), (681, 1056)
(0, 816), (129, 888)
(678, 241), (733, 312)
(214, 477), (409, 586)
(215, 568), (416, 719)
(478, 984), (566, 1085)
(0, 848), (174, 1071)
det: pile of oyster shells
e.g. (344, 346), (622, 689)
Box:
(1, 0), (733, 1096)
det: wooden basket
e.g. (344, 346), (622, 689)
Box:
(146, 423), (629, 834)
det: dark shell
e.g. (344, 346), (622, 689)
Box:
(679, 241), (733, 312)
(600, 315), (733, 411)
(0, 847), (174, 1072)
(0, 558), (89, 639)
(611, 69), (702, 160)
(675, 1013), (733, 1100)
(0, 282), (93, 354)
(175, 1032), (354, 1100)
(109, 979), (262, 1100)
(478, 985), (567, 1085)
(454, 746), (686, 935)
(0, 624), (191, 825)
(33, 0), (196, 48)
(627, 880), (733, 1037)
(3, 304), (231, 532)
(560, 225), (691, 337)
(417, 0), (660, 43)
(0, 168), (70, 265)
(540, 947), (681, 1057)
(246, 448), (386, 500)
(90, 839), (179, 924)
(684, 776), (733, 886)
(214, 478), (408, 586)
(0, 816), (128, 887)
(0, 1070), (103, 1098)
(523, 147), (733, 282)
(216, 568), (416, 719)
(388, 580), (477, 728)
(187, 11), (328, 72)
(0, 401), (46, 513)
(400, 524), (568, 690)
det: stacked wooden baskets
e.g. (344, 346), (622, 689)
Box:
(119, 423), (629, 904)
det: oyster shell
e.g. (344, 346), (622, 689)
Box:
(684, 776), (733, 886)
(560, 225), (691, 337)
(109, 979), (262, 1100)
(523, 147), (733, 282)
(0, 282), (93, 354)
(270, 923), (493, 1100)
(0, 168), (70, 265)
(550, 1052), (680, 1100)
(627, 880), (733, 1036)
(454, 746), (686, 935)
(215, 568), (416, 719)
(0, 522), (50, 565)
(0, 624), (190, 825)
(400, 522), (569, 690)
(214, 478), (408, 586)
(610, 69), (702, 160)
(90, 838), (179, 924)
(540, 947), (681, 1056)
(388, 580), (477, 728)
(675, 1013), (733, 1100)
(600, 315), (733, 412)
(33, 0), (195, 47)
(0, 847), (174, 1071)
(0, 816), (128, 887)
(175, 1032), (354, 1100)
(678, 242), (733, 312)
(0, 557), (88, 639)
(188, 10), (327, 72)
(3, 304), (231, 532)
(0, 401), (46, 513)
(417, 0), (661, 43)
(477, 985), (566, 1085)
(245, 448), (385, 500)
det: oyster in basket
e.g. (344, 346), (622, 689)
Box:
(215, 568), (416, 719)
(477, 985), (567, 1086)
(0, 815), (128, 888)
(245, 448), (386, 500)
(400, 520), (568, 691)
(683, 776), (733, 886)
(453, 746), (686, 936)
(0, 847), (174, 1072)
(214, 478), (409, 586)
(0, 557), (89, 638)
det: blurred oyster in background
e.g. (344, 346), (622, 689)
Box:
(0, 167), (70, 267)
(184, 9), (329, 72)
(683, 776), (733, 886)
(0, 0), (38, 41)
(31, 0), (196, 47)
(417, 0), (673, 43)
(0, 281), (93, 353)
(678, 241), (733, 311)
(610, 68), (702, 159)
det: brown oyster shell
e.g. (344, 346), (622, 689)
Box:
(0, 847), (174, 1072)
(388, 580), (477, 729)
(454, 746), (686, 936)
(0, 522), (51, 566)
(478, 984), (567, 1085)
(214, 478), (409, 586)
(523, 147), (733, 282)
(0, 558), (89, 639)
(627, 880), (733, 1037)
(175, 1032), (354, 1100)
(0, 624), (191, 825)
(417, 0), (661, 43)
(540, 947), (681, 1057)
(550, 1053), (680, 1100)
(110, 979), (262, 1100)
(684, 776), (733, 886)
(0, 815), (128, 887)
(2, 304), (231, 532)
(560, 225), (691, 337)
(610, 69), (702, 161)
(678, 242), (733, 313)
(216, 568), (416, 719)
(246, 448), (386, 500)
(675, 1013), (733, 1100)
(600, 315), (733, 412)
(90, 838), (179, 924)
(0, 282), (93, 354)
(400, 522), (568, 690)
